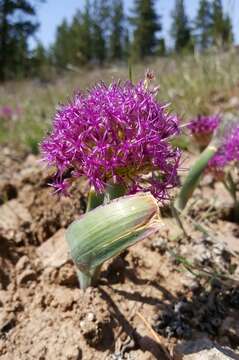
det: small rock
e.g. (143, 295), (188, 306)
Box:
(37, 229), (69, 268)
(125, 350), (153, 360)
(173, 337), (239, 360)
(151, 237), (167, 253)
(80, 309), (111, 348)
(86, 312), (95, 322)
(80, 319), (102, 347)
(64, 346), (82, 360)
(0, 200), (32, 242)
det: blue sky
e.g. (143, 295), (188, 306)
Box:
(33, 0), (239, 48)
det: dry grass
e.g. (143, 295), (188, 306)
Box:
(1, 49), (239, 153)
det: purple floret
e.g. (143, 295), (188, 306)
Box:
(226, 126), (239, 163)
(208, 125), (239, 171)
(188, 115), (220, 135)
(41, 81), (181, 200)
(208, 149), (228, 170)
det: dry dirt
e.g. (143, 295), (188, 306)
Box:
(1, 147), (239, 360)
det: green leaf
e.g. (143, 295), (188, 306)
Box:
(66, 192), (161, 272)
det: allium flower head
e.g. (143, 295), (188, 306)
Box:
(41, 80), (181, 200)
(208, 124), (239, 172)
(225, 126), (239, 163)
(0, 105), (21, 120)
(0, 106), (14, 120)
(188, 115), (220, 136)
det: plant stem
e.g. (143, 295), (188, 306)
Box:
(86, 187), (104, 212)
(174, 144), (217, 211)
(128, 61), (133, 82)
(77, 266), (102, 290)
(223, 172), (239, 222)
(77, 270), (92, 290)
(170, 204), (188, 238)
(106, 183), (125, 201)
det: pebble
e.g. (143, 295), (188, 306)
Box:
(173, 338), (239, 360)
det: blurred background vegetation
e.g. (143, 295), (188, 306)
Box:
(0, 0), (238, 153)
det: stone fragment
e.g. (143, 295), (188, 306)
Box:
(0, 200), (32, 242)
(37, 229), (69, 268)
(173, 338), (239, 360)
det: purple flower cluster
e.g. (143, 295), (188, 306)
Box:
(0, 106), (14, 120)
(226, 126), (239, 162)
(208, 125), (239, 171)
(0, 105), (21, 120)
(41, 81), (181, 200)
(188, 115), (220, 135)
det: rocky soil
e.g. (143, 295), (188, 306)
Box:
(1, 147), (239, 360)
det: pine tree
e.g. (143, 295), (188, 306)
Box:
(0, 0), (41, 81)
(195, 0), (212, 50)
(123, 28), (130, 60)
(130, 0), (161, 59)
(211, 0), (233, 47)
(91, 0), (110, 64)
(211, 0), (224, 45)
(53, 19), (73, 69)
(171, 0), (192, 53)
(109, 0), (125, 61)
(52, 0), (109, 67)
(222, 14), (233, 45)
(72, 1), (92, 65)
(156, 38), (166, 56)
(31, 42), (50, 79)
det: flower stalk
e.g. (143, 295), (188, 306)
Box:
(223, 172), (239, 222)
(174, 144), (217, 211)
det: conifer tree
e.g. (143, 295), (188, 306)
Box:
(222, 14), (233, 45)
(0, 0), (41, 81)
(70, 6), (92, 66)
(195, 0), (212, 50)
(92, 22), (106, 64)
(211, 0), (233, 46)
(75, 0), (92, 64)
(211, 0), (224, 45)
(91, 0), (110, 64)
(156, 38), (166, 56)
(53, 19), (72, 69)
(171, 0), (192, 52)
(109, 0), (125, 61)
(123, 28), (130, 60)
(130, 0), (161, 59)
(31, 42), (50, 79)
